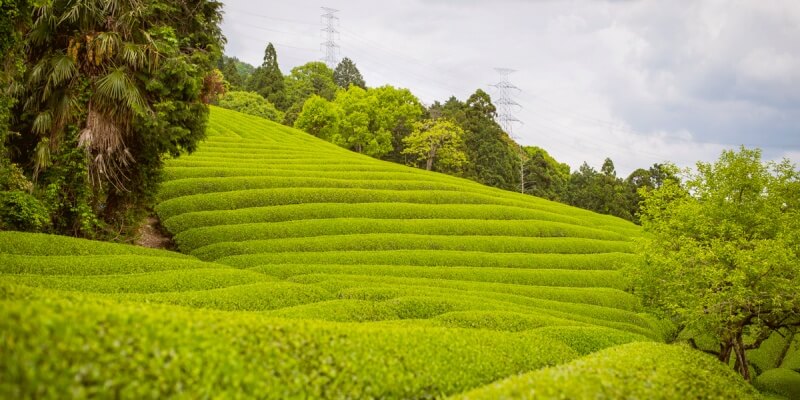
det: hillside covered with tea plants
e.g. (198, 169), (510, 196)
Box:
(0, 107), (774, 399)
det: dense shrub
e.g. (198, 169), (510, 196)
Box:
(0, 231), (189, 258)
(191, 234), (632, 261)
(217, 251), (633, 271)
(0, 255), (220, 276)
(0, 191), (49, 232)
(175, 219), (629, 251)
(1, 285), (582, 399)
(753, 368), (800, 399)
(455, 342), (760, 399)
(216, 91), (284, 122)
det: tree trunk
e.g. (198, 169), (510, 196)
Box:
(426, 146), (437, 171)
(718, 341), (733, 364)
(733, 333), (751, 382)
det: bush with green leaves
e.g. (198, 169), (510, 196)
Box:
(216, 91), (284, 122)
(454, 342), (760, 399)
(0, 191), (49, 232)
(2, 284), (584, 399)
(753, 368), (800, 399)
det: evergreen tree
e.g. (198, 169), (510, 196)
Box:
(522, 146), (570, 201)
(333, 57), (366, 89)
(247, 43), (287, 110)
(460, 90), (520, 191)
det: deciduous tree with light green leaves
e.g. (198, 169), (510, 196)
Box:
(629, 147), (800, 382)
(402, 119), (466, 172)
(293, 95), (339, 140)
(217, 91), (283, 123)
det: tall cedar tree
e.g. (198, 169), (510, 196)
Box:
(247, 43), (287, 110)
(333, 57), (366, 89)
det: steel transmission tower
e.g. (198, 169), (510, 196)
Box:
(490, 68), (526, 193)
(490, 68), (522, 137)
(320, 7), (340, 68)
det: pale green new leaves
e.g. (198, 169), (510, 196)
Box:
(294, 85), (423, 158)
(402, 119), (467, 172)
(629, 147), (800, 379)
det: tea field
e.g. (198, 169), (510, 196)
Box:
(0, 107), (773, 398)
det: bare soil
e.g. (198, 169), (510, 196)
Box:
(135, 216), (174, 250)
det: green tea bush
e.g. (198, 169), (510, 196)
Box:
(783, 340), (800, 371)
(0, 255), (221, 275)
(306, 273), (640, 310)
(190, 234), (633, 261)
(255, 264), (627, 289)
(531, 326), (652, 355)
(453, 342), (760, 400)
(155, 187), (577, 221)
(133, 281), (332, 311)
(3, 268), (270, 293)
(0, 231), (189, 258)
(218, 251), (634, 271)
(162, 203), (628, 235)
(748, 330), (793, 375)
(753, 368), (800, 399)
(429, 310), (581, 332)
(175, 218), (628, 251)
(1, 286), (582, 399)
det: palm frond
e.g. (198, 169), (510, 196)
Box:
(120, 42), (145, 70)
(94, 68), (147, 113)
(49, 53), (77, 87)
(32, 138), (52, 182)
(32, 111), (53, 136)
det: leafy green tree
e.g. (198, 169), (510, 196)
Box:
(333, 57), (366, 89)
(247, 43), (287, 110)
(522, 146), (570, 201)
(218, 91), (283, 122)
(629, 147), (800, 381)
(372, 85), (424, 162)
(10, 0), (223, 235)
(293, 95), (339, 140)
(329, 86), (392, 157)
(283, 62), (337, 126)
(402, 119), (466, 172)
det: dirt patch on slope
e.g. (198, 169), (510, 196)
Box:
(135, 216), (175, 250)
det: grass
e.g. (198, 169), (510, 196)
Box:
(0, 106), (758, 398)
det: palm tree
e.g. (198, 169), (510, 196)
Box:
(22, 0), (162, 189)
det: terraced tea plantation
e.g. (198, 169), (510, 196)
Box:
(0, 107), (764, 398)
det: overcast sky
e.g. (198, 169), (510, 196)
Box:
(221, 0), (800, 176)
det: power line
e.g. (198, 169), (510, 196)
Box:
(320, 7), (340, 68)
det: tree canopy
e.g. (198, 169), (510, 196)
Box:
(402, 119), (467, 173)
(629, 147), (800, 381)
(217, 91), (283, 123)
(333, 57), (366, 89)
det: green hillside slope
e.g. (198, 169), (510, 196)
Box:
(0, 107), (758, 398)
